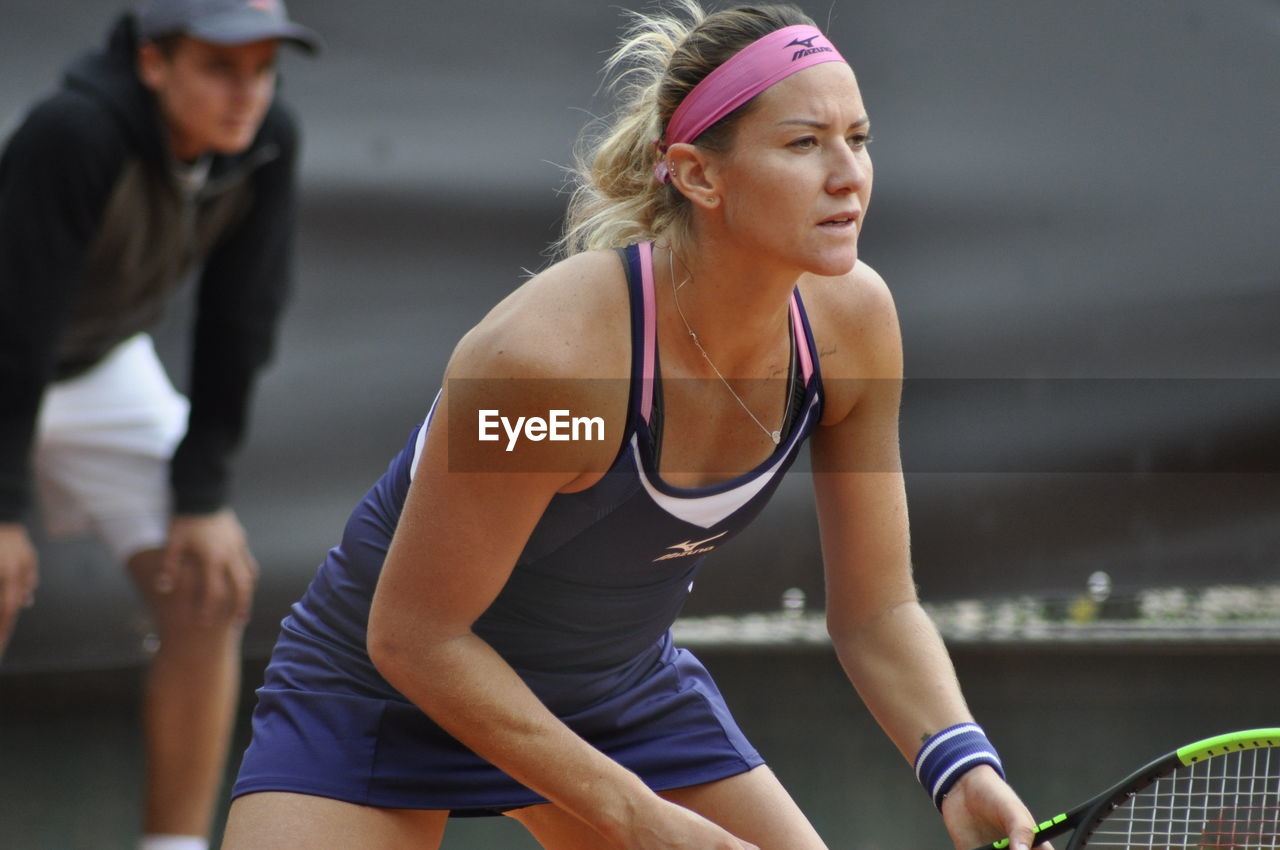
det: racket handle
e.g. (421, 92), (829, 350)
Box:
(970, 826), (1056, 850)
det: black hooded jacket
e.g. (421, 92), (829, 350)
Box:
(0, 13), (301, 520)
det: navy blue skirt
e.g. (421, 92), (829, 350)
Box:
(231, 624), (764, 814)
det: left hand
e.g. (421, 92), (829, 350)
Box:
(158, 508), (259, 625)
(940, 765), (1053, 850)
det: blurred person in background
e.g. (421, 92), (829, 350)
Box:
(222, 3), (1044, 849)
(0, 1), (320, 847)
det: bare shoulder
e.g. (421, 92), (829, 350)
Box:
(437, 250), (632, 481)
(797, 260), (902, 382)
(447, 249), (630, 382)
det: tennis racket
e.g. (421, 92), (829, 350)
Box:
(972, 728), (1280, 849)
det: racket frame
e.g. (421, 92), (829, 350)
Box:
(982, 728), (1280, 850)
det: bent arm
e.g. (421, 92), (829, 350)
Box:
(0, 93), (128, 521)
(366, 272), (753, 848)
(368, 384), (650, 839)
(172, 104), (301, 515)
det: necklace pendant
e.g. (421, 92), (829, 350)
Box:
(770, 429), (781, 445)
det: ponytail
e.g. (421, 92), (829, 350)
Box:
(556, 1), (815, 258)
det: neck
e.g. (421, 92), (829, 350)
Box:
(661, 238), (796, 377)
(168, 137), (208, 164)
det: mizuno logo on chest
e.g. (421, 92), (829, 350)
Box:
(653, 531), (728, 561)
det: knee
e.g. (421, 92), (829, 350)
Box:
(128, 549), (258, 638)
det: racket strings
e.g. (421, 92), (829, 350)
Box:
(1083, 747), (1279, 848)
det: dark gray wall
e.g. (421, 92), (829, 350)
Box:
(3, 0), (1277, 672)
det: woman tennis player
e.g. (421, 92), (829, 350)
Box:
(223, 3), (1045, 848)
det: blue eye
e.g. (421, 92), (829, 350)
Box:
(848, 133), (873, 150)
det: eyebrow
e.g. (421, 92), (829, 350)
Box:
(778, 114), (870, 130)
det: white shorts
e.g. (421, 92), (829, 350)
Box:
(33, 334), (189, 562)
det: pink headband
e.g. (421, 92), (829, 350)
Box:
(654, 24), (847, 183)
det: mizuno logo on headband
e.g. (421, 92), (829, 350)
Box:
(786, 36), (834, 61)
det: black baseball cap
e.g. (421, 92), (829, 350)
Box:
(135, 0), (322, 53)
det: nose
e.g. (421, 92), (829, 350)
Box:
(229, 68), (273, 105)
(826, 143), (869, 196)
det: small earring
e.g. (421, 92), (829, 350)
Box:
(705, 195), (717, 204)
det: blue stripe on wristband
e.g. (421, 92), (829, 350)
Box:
(913, 722), (1005, 809)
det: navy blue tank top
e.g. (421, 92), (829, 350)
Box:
(282, 242), (825, 700)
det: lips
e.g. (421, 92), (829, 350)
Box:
(818, 211), (860, 227)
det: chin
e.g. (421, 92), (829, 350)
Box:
(806, 246), (859, 278)
(214, 140), (254, 155)
(210, 129), (258, 155)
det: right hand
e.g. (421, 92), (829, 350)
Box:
(158, 509), (259, 626)
(615, 797), (760, 850)
(0, 522), (39, 657)
(941, 765), (1053, 850)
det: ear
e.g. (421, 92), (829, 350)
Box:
(136, 42), (168, 91)
(665, 142), (723, 209)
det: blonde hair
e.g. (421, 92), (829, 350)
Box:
(556, 1), (815, 258)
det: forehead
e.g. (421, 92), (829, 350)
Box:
(172, 36), (280, 63)
(752, 62), (864, 122)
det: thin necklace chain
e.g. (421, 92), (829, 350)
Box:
(667, 247), (782, 445)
